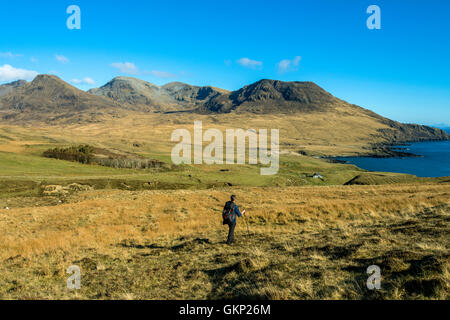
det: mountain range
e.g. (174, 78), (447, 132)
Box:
(0, 75), (448, 144)
(0, 75), (121, 123)
(88, 76), (228, 112)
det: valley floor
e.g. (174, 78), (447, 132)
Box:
(0, 184), (448, 299)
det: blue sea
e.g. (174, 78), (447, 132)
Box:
(335, 129), (450, 178)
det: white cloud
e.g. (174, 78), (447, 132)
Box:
(151, 70), (176, 78)
(83, 77), (95, 85)
(71, 77), (95, 85)
(55, 54), (69, 64)
(0, 52), (23, 59)
(0, 64), (38, 82)
(111, 62), (177, 78)
(237, 57), (263, 69)
(277, 56), (301, 74)
(110, 62), (139, 75)
(30, 57), (38, 63)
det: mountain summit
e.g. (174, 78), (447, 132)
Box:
(88, 77), (228, 112)
(0, 75), (120, 123)
(0, 80), (27, 97)
(200, 79), (342, 113)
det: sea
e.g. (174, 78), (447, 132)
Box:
(334, 129), (450, 178)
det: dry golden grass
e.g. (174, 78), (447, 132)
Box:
(0, 110), (393, 159)
(0, 183), (448, 299)
(0, 112), (448, 300)
(0, 183), (446, 260)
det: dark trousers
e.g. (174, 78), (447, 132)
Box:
(227, 221), (236, 244)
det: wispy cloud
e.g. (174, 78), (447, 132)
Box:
(110, 62), (139, 75)
(110, 62), (177, 79)
(83, 77), (95, 85)
(55, 54), (69, 64)
(277, 56), (301, 74)
(150, 70), (176, 78)
(0, 64), (38, 82)
(71, 77), (95, 85)
(0, 52), (23, 59)
(30, 57), (38, 63)
(237, 57), (263, 69)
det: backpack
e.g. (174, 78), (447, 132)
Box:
(222, 201), (235, 225)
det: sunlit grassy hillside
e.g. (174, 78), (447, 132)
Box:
(0, 113), (448, 300)
(0, 184), (448, 299)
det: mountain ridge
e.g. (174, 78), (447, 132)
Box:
(0, 80), (28, 97)
(0, 75), (448, 146)
(0, 75), (123, 123)
(201, 79), (353, 114)
(88, 77), (228, 112)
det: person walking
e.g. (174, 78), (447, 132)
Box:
(222, 195), (245, 245)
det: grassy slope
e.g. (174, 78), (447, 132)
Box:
(0, 113), (439, 188)
(0, 185), (448, 299)
(0, 110), (400, 158)
(0, 115), (448, 300)
(0, 118), (374, 201)
(0, 149), (367, 206)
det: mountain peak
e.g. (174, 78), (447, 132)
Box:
(100, 76), (158, 89)
(201, 79), (338, 114)
(0, 74), (120, 123)
(29, 74), (75, 90)
(0, 80), (28, 97)
(6, 80), (28, 86)
(32, 74), (63, 82)
(88, 77), (161, 110)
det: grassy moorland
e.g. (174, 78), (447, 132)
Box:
(0, 110), (416, 159)
(0, 116), (448, 300)
(0, 185), (448, 299)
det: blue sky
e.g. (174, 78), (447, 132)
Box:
(0, 0), (449, 126)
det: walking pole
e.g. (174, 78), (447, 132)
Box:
(243, 210), (250, 237)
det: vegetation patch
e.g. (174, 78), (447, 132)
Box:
(43, 145), (95, 164)
(43, 144), (170, 170)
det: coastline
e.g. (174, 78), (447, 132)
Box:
(324, 138), (450, 178)
(350, 134), (450, 159)
(367, 128), (450, 158)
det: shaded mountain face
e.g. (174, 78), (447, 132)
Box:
(88, 77), (162, 111)
(200, 79), (342, 114)
(0, 80), (27, 97)
(88, 77), (228, 112)
(198, 79), (450, 142)
(0, 75), (121, 123)
(162, 82), (228, 105)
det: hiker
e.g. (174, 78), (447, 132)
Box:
(222, 195), (245, 245)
